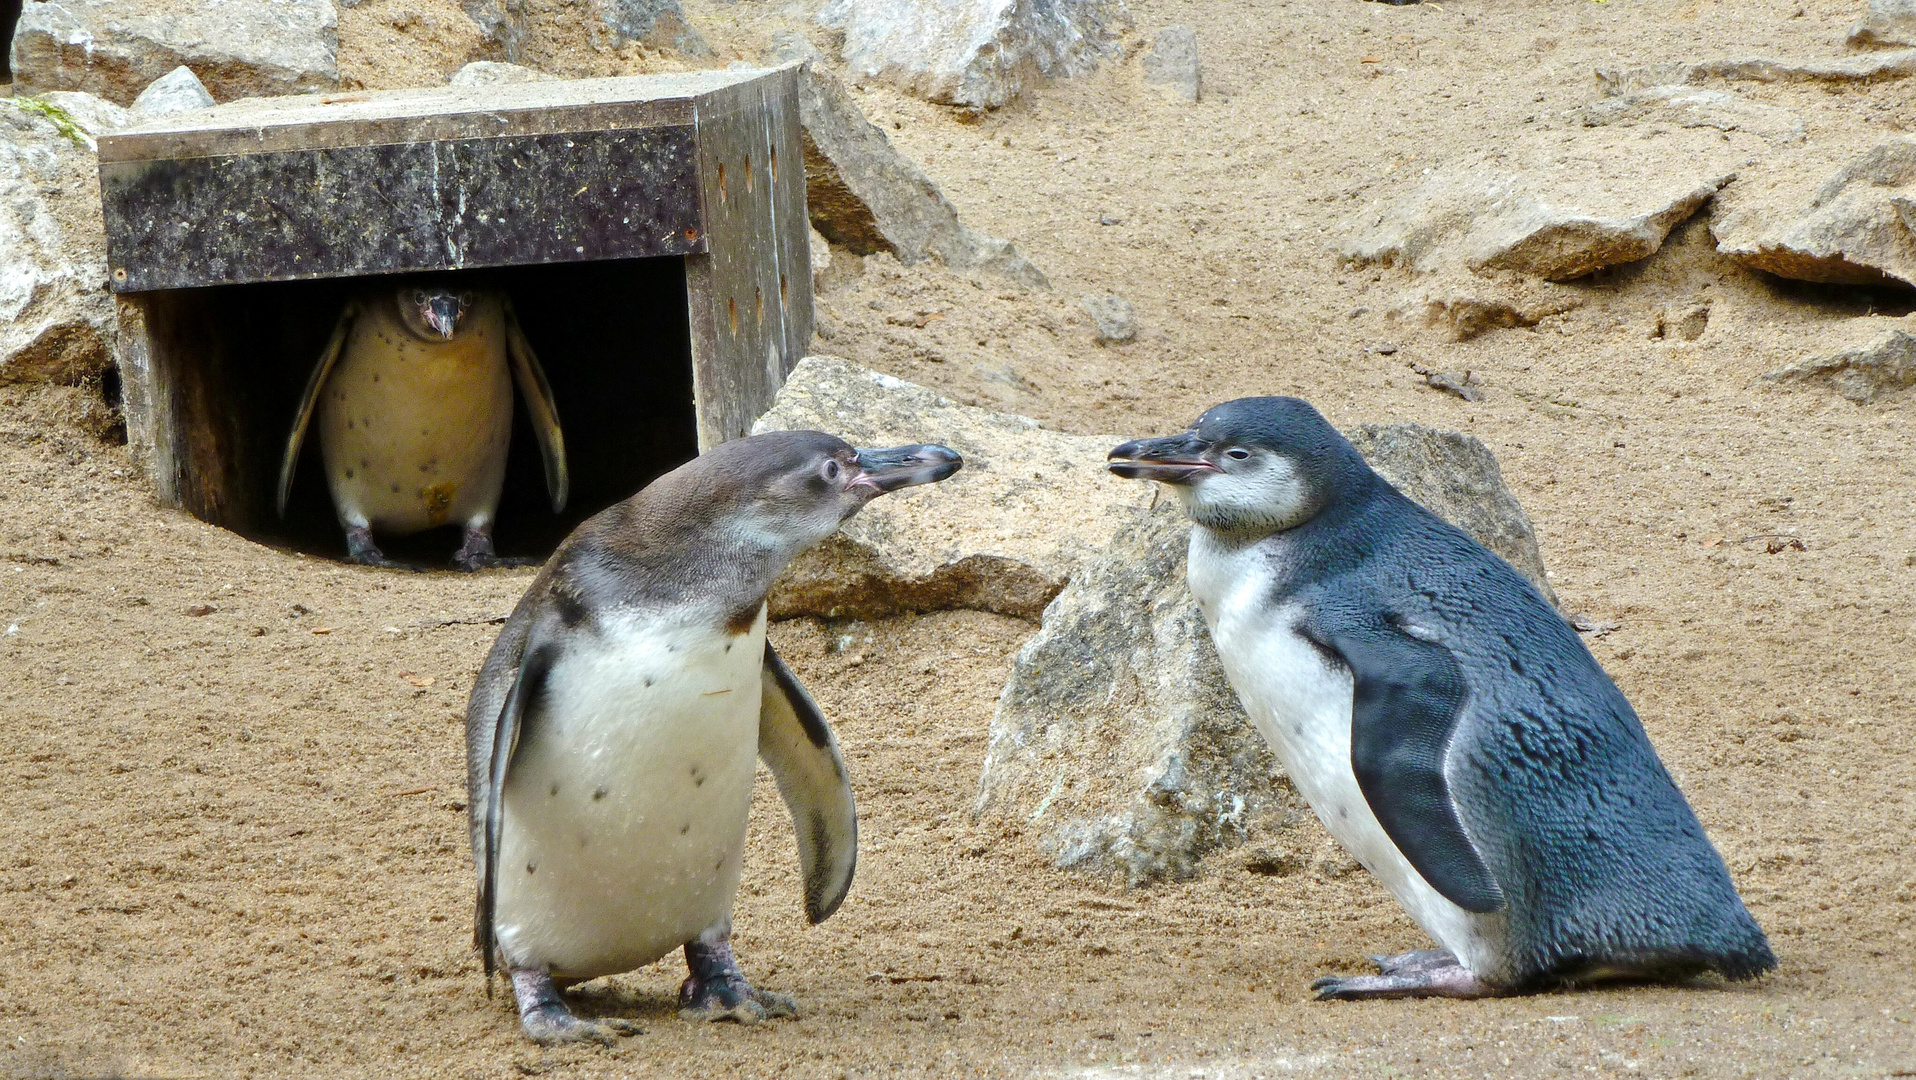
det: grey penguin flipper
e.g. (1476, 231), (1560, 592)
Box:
(503, 300), (569, 513)
(757, 642), (857, 924)
(1305, 613), (1505, 915)
(478, 632), (558, 981)
(276, 305), (356, 517)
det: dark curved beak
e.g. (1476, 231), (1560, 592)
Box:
(852, 444), (964, 494)
(1108, 432), (1218, 484)
(425, 294), (460, 339)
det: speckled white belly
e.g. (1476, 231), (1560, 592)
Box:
(318, 301), (513, 534)
(494, 608), (766, 979)
(1186, 529), (1504, 974)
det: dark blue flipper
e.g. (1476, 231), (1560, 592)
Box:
(1305, 613), (1505, 915)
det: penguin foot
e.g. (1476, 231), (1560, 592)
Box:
(1368, 948), (1462, 977)
(343, 526), (416, 571)
(510, 967), (643, 1046)
(678, 939), (799, 1024)
(1311, 953), (1499, 1001)
(452, 527), (535, 572)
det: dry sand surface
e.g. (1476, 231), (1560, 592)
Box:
(6, 0), (1916, 1077)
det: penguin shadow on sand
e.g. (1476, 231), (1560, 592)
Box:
(258, 257), (697, 571)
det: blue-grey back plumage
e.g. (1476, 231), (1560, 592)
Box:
(1112, 396), (1774, 992)
(1304, 478), (1774, 985)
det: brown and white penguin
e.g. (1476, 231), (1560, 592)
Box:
(465, 430), (963, 1044)
(278, 279), (568, 570)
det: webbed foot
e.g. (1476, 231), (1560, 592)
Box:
(510, 967), (643, 1046)
(678, 938), (798, 1024)
(1312, 948), (1499, 1000)
(344, 525), (416, 570)
(452, 526), (537, 571)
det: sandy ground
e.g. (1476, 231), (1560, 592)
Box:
(6, 0), (1916, 1077)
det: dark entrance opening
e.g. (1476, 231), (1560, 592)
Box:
(138, 254), (696, 565)
(1, 0), (19, 87)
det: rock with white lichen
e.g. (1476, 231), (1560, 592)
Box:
(0, 100), (114, 385)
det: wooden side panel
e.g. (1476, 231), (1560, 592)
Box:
(102, 126), (704, 291)
(685, 68), (814, 450)
(113, 295), (174, 503)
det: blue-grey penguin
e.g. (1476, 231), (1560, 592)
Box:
(466, 430), (963, 1043)
(278, 279), (568, 570)
(1107, 397), (1774, 999)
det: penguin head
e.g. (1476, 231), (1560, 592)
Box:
(690, 430), (964, 555)
(395, 283), (478, 341)
(1108, 397), (1367, 534)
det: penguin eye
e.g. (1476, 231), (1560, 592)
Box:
(460, 292), (475, 307)
(822, 459), (842, 482)
(1225, 448), (1252, 461)
(412, 290), (426, 305)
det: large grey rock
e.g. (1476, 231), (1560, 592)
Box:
(1141, 25), (1200, 103)
(772, 33), (1048, 288)
(1763, 327), (1916, 403)
(1852, 0), (1916, 47)
(1579, 84), (1802, 145)
(1597, 49), (1916, 94)
(1345, 164), (1731, 282)
(599, 0), (709, 55)
(127, 66), (215, 121)
(817, 0), (1127, 110)
(976, 424), (1560, 885)
(0, 100), (113, 384)
(753, 356), (1150, 620)
(11, 0), (339, 104)
(1711, 139), (1916, 288)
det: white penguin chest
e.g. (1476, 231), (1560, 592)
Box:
(1186, 530), (1503, 971)
(494, 608), (767, 979)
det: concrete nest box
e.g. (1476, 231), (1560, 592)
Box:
(97, 68), (812, 563)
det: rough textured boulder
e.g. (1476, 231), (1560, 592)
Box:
(1345, 165), (1732, 282)
(1763, 326), (1916, 403)
(817, 0), (1126, 110)
(1580, 85), (1802, 145)
(753, 356), (1145, 619)
(0, 99), (113, 384)
(600, 0), (708, 55)
(1080, 294), (1135, 343)
(1141, 25), (1200, 103)
(1597, 50), (1916, 94)
(772, 33), (1047, 288)
(36, 92), (130, 140)
(460, 0), (527, 63)
(976, 425), (1560, 885)
(1711, 139), (1916, 288)
(1852, 0), (1916, 47)
(10, 0), (339, 104)
(127, 66), (215, 121)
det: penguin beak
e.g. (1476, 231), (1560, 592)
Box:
(1108, 432), (1218, 484)
(851, 444), (964, 494)
(424, 294), (461, 339)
